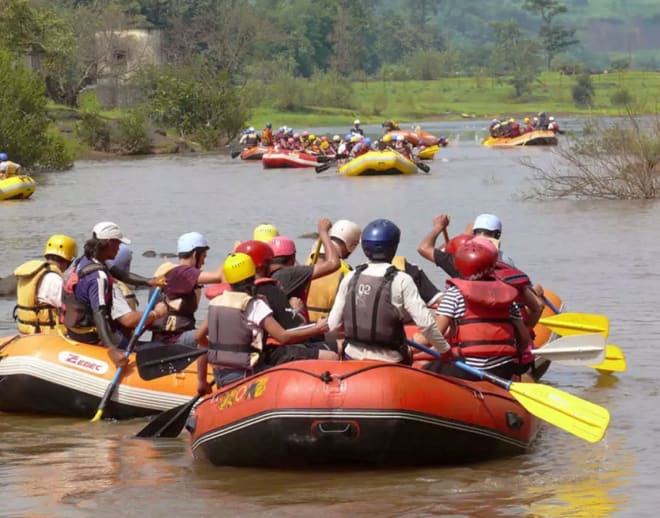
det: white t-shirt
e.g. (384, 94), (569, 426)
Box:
(244, 298), (273, 349)
(36, 272), (64, 308)
(111, 283), (133, 320)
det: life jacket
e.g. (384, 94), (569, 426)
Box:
(13, 260), (62, 334)
(116, 280), (138, 311)
(306, 260), (351, 322)
(149, 262), (200, 339)
(207, 291), (261, 369)
(343, 264), (404, 350)
(245, 132), (259, 147)
(494, 262), (532, 324)
(447, 278), (519, 358)
(61, 259), (111, 342)
(3, 161), (21, 176)
(262, 128), (273, 146)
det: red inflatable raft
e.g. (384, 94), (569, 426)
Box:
(189, 359), (540, 467)
(262, 150), (319, 169)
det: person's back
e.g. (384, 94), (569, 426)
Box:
(429, 239), (528, 380)
(328, 219), (449, 363)
(14, 234), (77, 335)
(150, 231), (223, 346)
(195, 253), (332, 392)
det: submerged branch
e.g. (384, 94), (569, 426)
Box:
(522, 113), (660, 200)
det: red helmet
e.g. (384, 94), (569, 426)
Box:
(454, 239), (498, 279)
(235, 240), (274, 269)
(445, 233), (473, 254)
(269, 236), (296, 258)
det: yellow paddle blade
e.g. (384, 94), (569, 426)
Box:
(538, 313), (609, 339)
(591, 344), (627, 373)
(509, 381), (610, 443)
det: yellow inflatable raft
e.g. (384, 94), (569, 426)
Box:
(482, 130), (558, 148)
(338, 150), (418, 176)
(0, 175), (36, 201)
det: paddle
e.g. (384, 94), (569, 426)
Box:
(409, 334), (605, 367)
(593, 344), (627, 373)
(406, 339), (610, 443)
(415, 160), (430, 173)
(91, 287), (161, 422)
(541, 295), (626, 373)
(316, 153), (349, 163)
(315, 162), (333, 174)
(538, 312), (609, 338)
(136, 343), (207, 380)
(135, 381), (214, 439)
(231, 150), (241, 159)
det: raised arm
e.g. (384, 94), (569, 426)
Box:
(311, 217), (340, 279)
(417, 214), (449, 263)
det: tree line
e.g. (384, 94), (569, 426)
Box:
(0, 0), (637, 167)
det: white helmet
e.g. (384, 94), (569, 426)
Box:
(548, 116), (555, 121)
(332, 134), (341, 142)
(354, 119), (360, 125)
(329, 219), (362, 254)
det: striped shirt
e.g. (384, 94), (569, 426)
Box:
(436, 285), (522, 370)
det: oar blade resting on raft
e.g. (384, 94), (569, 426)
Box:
(405, 340), (610, 443)
(538, 313), (609, 338)
(509, 380), (610, 443)
(532, 333), (606, 366)
(591, 344), (627, 373)
(452, 360), (610, 443)
(136, 343), (207, 381)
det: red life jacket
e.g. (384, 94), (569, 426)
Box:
(447, 277), (519, 358)
(494, 262), (534, 330)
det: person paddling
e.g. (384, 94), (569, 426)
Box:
(195, 253), (332, 392)
(424, 238), (530, 380)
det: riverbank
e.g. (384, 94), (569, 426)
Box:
(50, 70), (660, 160)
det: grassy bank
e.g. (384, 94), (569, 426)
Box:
(48, 70), (660, 156)
(249, 71), (660, 128)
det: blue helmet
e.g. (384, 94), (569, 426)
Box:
(344, 133), (352, 142)
(361, 219), (400, 262)
(0, 153), (7, 161)
(364, 137), (372, 146)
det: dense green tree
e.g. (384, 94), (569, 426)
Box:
(137, 62), (255, 146)
(0, 50), (75, 169)
(489, 20), (543, 97)
(522, 0), (578, 70)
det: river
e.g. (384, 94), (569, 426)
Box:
(0, 121), (658, 517)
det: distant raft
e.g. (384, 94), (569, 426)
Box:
(0, 175), (36, 201)
(482, 130), (558, 148)
(262, 150), (319, 169)
(338, 150), (418, 176)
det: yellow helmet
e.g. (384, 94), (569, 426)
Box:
(44, 234), (77, 261)
(509, 118), (515, 123)
(223, 253), (256, 285)
(308, 134), (316, 141)
(383, 134), (392, 143)
(524, 117), (530, 123)
(253, 223), (279, 243)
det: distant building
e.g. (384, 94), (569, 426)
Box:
(95, 28), (163, 109)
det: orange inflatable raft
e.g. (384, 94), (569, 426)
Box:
(0, 334), (205, 419)
(189, 359), (540, 467)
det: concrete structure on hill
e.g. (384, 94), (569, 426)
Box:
(95, 29), (163, 109)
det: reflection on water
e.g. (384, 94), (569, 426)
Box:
(0, 127), (658, 515)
